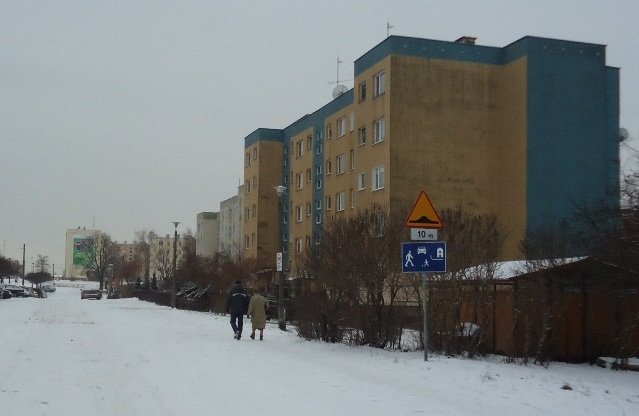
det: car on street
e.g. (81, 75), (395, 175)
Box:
(1, 284), (28, 298)
(80, 289), (102, 300)
(42, 284), (56, 293)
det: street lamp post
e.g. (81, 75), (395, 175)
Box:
(274, 185), (287, 331)
(171, 221), (180, 309)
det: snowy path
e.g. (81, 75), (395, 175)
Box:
(1, 287), (637, 416)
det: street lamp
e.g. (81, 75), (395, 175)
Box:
(274, 185), (287, 331)
(171, 221), (180, 309)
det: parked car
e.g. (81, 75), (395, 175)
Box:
(2, 284), (28, 298)
(80, 289), (102, 300)
(42, 284), (56, 293)
(1, 288), (12, 299)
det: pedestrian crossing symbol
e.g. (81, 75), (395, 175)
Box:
(405, 191), (443, 229)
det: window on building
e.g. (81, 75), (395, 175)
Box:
(306, 202), (311, 217)
(350, 112), (355, 132)
(252, 204), (256, 218)
(326, 196), (332, 210)
(245, 207), (250, 221)
(358, 172), (366, 190)
(316, 164), (322, 175)
(245, 180), (250, 193)
(315, 214), (322, 224)
(336, 154), (345, 174)
(349, 150), (355, 170)
(253, 147), (258, 161)
(325, 159), (332, 175)
(373, 165), (385, 191)
(252, 176), (257, 190)
(306, 135), (312, 150)
(337, 117), (346, 137)
(358, 127), (366, 146)
(316, 179), (322, 189)
(296, 140), (304, 158)
(315, 199), (322, 210)
(295, 237), (303, 254)
(326, 124), (333, 140)
(306, 168), (312, 183)
(350, 188), (355, 208)
(359, 81), (367, 101)
(245, 152), (251, 167)
(336, 191), (345, 211)
(296, 173), (303, 190)
(251, 233), (256, 246)
(296, 205), (303, 222)
(374, 71), (385, 96)
(316, 144), (322, 155)
(374, 117), (385, 144)
(245, 235), (249, 249)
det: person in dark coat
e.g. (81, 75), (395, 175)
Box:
(226, 280), (249, 340)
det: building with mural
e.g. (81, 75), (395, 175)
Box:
(64, 227), (101, 279)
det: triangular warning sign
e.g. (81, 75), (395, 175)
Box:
(405, 191), (443, 229)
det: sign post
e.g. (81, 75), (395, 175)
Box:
(403, 191), (444, 362)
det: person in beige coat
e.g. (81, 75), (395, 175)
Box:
(247, 290), (269, 341)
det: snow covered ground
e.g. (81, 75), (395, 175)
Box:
(1, 286), (637, 416)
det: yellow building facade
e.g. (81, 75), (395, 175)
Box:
(243, 35), (619, 274)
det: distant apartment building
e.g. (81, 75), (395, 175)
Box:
(219, 185), (244, 260)
(149, 233), (185, 281)
(196, 212), (219, 258)
(64, 227), (101, 279)
(114, 241), (144, 278)
(243, 35), (620, 274)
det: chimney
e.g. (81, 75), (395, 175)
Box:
(455, 36), (477, 45)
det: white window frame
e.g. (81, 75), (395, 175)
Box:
(325, 160), (332, 175)
(373, 165), (385, 191)
(315, 213), (322, 224)
(316, 164), (322, 175)
(358, 172), (366, 190)
(315, 179), (322, 189)
(315, 199), (322, 210)
(349, 150), (355, 170)
(296, 140), (304, 158)
(374, 117), (385, 144)
(337, 117), (346, 137)
(296, 173), (303, 190)
(295, 237), (303, 254)
(336, 191), (345, 212)
(374, 71), (385, 96)
(358, 127), (366, 146)
(336, 154), (345, 175)
(295, 205), (303, 222)
(325, 196), (332, 210)
(359, 81), (366, 102)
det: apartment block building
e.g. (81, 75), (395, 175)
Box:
(196, 212), (219, 258)
(219, 185), (244, 260)
(149, 233), (185, 281)
(243, 35), (620, 273)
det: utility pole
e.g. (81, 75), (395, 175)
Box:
(171, 222), (180, 309)
(422, 273), (429, 361)
(22, 244), (25, 285)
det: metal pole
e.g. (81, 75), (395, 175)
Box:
(422, 273), (428, 361)
(171, 221), (179, 309)
(22, 244), (25, 285)
(277, 196), (286, 331)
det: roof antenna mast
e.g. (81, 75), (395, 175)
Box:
(387, 21), (394, 37)
(329, 56), (349, 99)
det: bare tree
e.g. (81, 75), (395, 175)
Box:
(85, 232), (115, 290)
(35, 254), (49, 273)
(135, 230), (152, 279)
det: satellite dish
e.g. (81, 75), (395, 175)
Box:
(332, 84), (348, 99)
(619, 127), (629, 142)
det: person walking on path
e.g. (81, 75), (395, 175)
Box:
(247, 289), (269, 341)
(226, 280), (249, 340)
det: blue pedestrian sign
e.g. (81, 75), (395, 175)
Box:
(401, 242), (447, 273)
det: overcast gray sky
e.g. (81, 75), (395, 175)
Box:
(2, 0), (638, 273)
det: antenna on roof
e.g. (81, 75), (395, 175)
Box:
(328, 56), (351, 99)
(387, 21), (394, 37)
